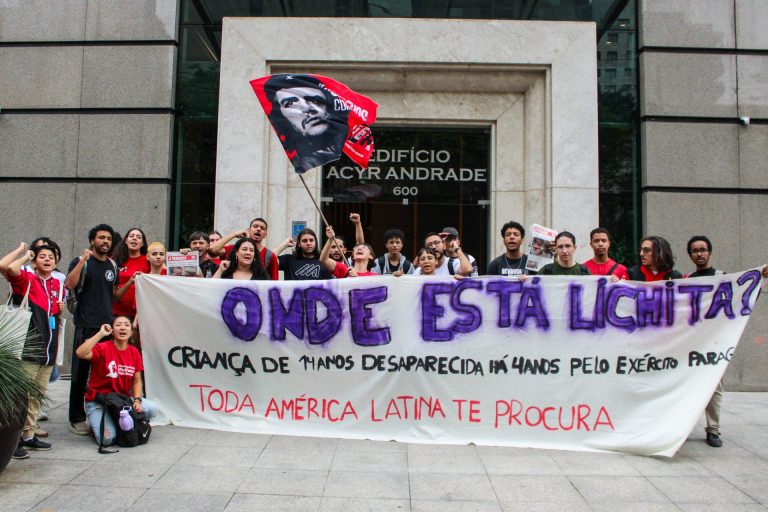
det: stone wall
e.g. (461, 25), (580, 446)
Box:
(639, 0), (768, 390)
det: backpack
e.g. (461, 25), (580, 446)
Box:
(66, 257), (118, 315)
(376, 255), (412, 275)
(94, 392), (151, 454)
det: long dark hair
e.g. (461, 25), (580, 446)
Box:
(113, 227), (148, 266)
(30, 237), (62, 267)
(221, 238), (269, 280)
(642, 235), (675, 272)
(294, 228), (320, 259)
(264, 74), (349, 172)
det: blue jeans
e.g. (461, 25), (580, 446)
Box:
(85, 398), (157, 446)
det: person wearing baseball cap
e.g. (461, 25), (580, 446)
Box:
(441, 226), (478, 276)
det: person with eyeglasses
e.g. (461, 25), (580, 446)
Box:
(682, 235), (725, 447)
(627, 236), (682, 281)
(414, 232), (473, 276)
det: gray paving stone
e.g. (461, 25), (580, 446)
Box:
(126, 489), (233, 512)
(325, 470), (410, 499)
(96, 440), (192, 464)
(71, 460), (171, 488)
(177, 444), (261, 467)
(479, 452), (563, 475)
(0, 458), (94, 485)
(332, 448), (408, 472)
(676, 505), (768, 512)
(590, 504), (681, 512)
(677, 438), (752, 458)
(32, 484), (145, 512)
(693, 455), (768, 478)
(255, 447), (336, 470)
(621, 454), (712, 476)
(410, 472), (497, 501)
(569, 475), (670, 503)
(5, 381), (768, 512)
(0, 482), (59, 512)
(550, 450), (640, 476)
(336, 438), (407, 453)
(320, 496), (411, 511)
(24, 436), (104, 461)
(153, 464), (250, 493)
(648, 476), (758, 504)
(408, 443), (485, 474)
(489, 475), (583, 502)
(224, 493), (321, 511)
(236, 467), (328, 496)
(412, 500), (503, 511)
(500, 502), (591, 512)
(266, 434), (339, 451)
(196, 429), (272, 448)
(146, 424), (211, 445)
(724, 476), (768, 504)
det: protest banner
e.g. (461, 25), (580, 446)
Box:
(135, 270), (763, 456)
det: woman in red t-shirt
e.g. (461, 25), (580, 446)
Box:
(113, 228), (150, 317)
(76, 316), (158, 446)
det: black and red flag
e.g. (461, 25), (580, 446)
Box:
(251, 74), (378, 174)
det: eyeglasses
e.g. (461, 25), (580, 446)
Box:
(640, 247), (653, 253)
(425, 240), (442, 247)
(690, 248), (709, 254)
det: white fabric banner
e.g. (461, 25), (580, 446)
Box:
(136, 270), (764, 456)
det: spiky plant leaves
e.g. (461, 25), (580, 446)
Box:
(0, 307), (47, 428)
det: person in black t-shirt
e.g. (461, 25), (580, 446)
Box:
(487, 221), (534, 278)
(64, 224), (118, 435)
(685, 235), (726, 447)
(276, 228), (340, 280)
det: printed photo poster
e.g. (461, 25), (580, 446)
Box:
(251, 74), (379, 173)
(166, 252), (199, 277)
(526, 224), (557, 272)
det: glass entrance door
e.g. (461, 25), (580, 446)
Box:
(321, 127), (491, 272)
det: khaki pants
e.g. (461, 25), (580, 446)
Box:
(705, 379), (723, 434)
(21, 362), (53, 439)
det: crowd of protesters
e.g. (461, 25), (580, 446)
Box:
(3, 214), (767, 460)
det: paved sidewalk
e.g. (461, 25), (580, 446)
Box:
(2, 381), (768, 512)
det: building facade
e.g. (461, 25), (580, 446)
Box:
(1, 0), (766, 389)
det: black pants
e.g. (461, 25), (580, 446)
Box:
(68, 326), (99, 424)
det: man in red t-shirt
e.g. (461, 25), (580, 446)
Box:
(583, 227), (629, 281)
(210, 218), (278, 280)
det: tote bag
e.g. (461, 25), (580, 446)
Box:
(0, 282), (32, 359)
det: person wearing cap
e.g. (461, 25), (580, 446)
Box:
(415, 231), (474, 277)
(441, 227), (478, 277)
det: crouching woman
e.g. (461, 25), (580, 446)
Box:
(75, 316), (158, 445)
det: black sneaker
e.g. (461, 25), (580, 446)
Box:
(21, 437), (52, 451)
(706, 432), (723, 448)
(12, 446), (29, 459)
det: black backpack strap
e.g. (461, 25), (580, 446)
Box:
(607, 262), (619, 276)
(376, 255), (387, 273)
(402, 258), (412, 274)
(448, 257), (457, 276)
(96, 394), (118, 454)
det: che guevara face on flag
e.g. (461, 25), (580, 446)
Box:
(251, 74), (378, 174)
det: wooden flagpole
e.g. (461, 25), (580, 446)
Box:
(298, 173), (346, 259)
